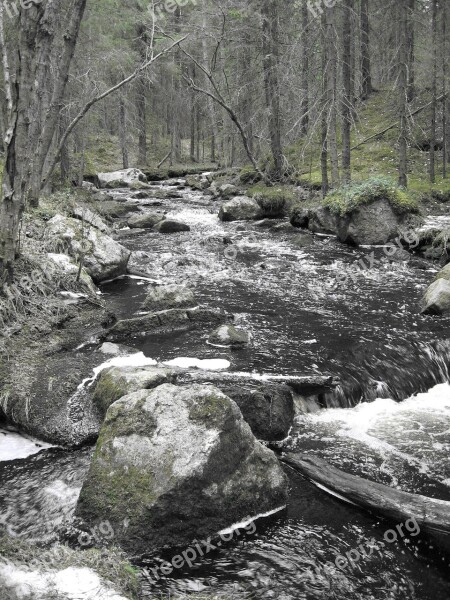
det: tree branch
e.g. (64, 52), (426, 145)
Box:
(42, 35), (188, 187)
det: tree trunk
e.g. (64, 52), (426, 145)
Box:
(430, 0), (438, 184)
(342, 0), (353, 184)
(326, 5), (340, 187)
(321, 10), (329, 197)
(407, 0), (416, 103)
(261, 0), (283, 180)
(301, 0), (310, 137)
(443, 0), (448, 179)
(360, 0), (373, 100)
(398, 1), (409, 188)
(119, 99), (129, 170)
(0, 0), (87, 280)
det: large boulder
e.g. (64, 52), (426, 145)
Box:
(219, 196), (263, 222)
(142, 284), (196, 311)
(71, 205), (111, 235)
(46, 215), (131, 283)
(127, 212), (165, 229)
(75, 384), (288, 553)
(335, 199), (406, 245)
(97, 168), (147, 189)
(0, 305), (115, 445)
(420, 277), (450, 315)
(93, 365), (176, 417)
(218, 183), (238, 198)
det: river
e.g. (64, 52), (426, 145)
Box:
(1, 178), (449, 599)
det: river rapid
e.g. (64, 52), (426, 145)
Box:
(1, 178), (449, 599)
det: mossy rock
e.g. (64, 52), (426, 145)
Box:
(93, 365), (177, 416)
(76, 384), (288, 555)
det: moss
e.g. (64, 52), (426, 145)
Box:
(188, 390), (232, 427)
(323, 177), (420, 217)
(93, 371), (129, 414)
(239, 164), (261, 184)
(248, 184), (296, 216)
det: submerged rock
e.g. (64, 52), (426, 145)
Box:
(154, 219), (191, 233)
(76, 384), (288, 553)
(127, 212), (165, 229)
(97, 168), (147, 189)
(209, 324), (250, 347)
(421, 277), (450, 315)
(219, 196), (263, 222)
(46, 215), (131, 283)
(141, 284), (196, 311)
(93, 365), (176, 417)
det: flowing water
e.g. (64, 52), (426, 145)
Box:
(1, 179), (450, 599)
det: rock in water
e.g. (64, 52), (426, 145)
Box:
(218, 196), (263, 222)
(336, 199), (404, 245)
(93, 365), (176, 417)
(208, 324), (249, 347)
(76, 384), (288, 553)
(46, 215), (131, 283)
(154, 220), (191, 233)
(420, 278), (450, 315)
(142, 284), (196, 311)
(127, 212), (165, 229)
(97, 168), (147, 189)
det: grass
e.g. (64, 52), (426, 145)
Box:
(285, 88), (450, 199)
(323, 176), (420, 217)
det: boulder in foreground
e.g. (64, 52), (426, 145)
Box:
(76, 384), (288, 553)
(420, 278), (450, 315)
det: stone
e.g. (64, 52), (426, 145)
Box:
(97, 168), (147, 189)
(93, 365), (176, 417)
(75, 384), (288, 554)
(154, 220), (191, 234)
(127, 212), (165, 229)
(142, 284), (196, 311)
(46, 215), (131, 283)
(208, 324), (250, 347)
(219, 196), (263, 222)
(420, 278), (450, 315)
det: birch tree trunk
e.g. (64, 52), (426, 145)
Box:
(398, 1), (409, 188)
(360, 0), (373, 100)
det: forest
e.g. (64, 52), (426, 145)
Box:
(0, 1), (450, 600)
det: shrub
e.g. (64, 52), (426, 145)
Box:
(324, 177), (420, 217)
(248, 184), (296, 217)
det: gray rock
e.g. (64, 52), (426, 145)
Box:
(420, 278), (450, 315)
(434, 263), (450, 282)
(209, 324), (249, 347)
(71, 205), (111, 235)
(75, 384), (288, 553)
(218, 183), (238, 198)
(142, 284), (196, 311)
(154, 220), (191, 233)
(93, 365), (176, 416)
(336, 199), (403, 245)
(127, 212), (165, 229)
(308, 207), (339, 235)
(94, 200), (140, 219)
(46, 215), (131, 283)
(97, 168), (147, 189)
(219, 196), (263, 222)
(290, 207), (310, 229)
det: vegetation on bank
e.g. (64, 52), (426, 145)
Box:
(323, 177), (419, 217)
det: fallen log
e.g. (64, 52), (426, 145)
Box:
(282, 453), (450, 553)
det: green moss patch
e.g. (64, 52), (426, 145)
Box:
(323, 177), (419, 217)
